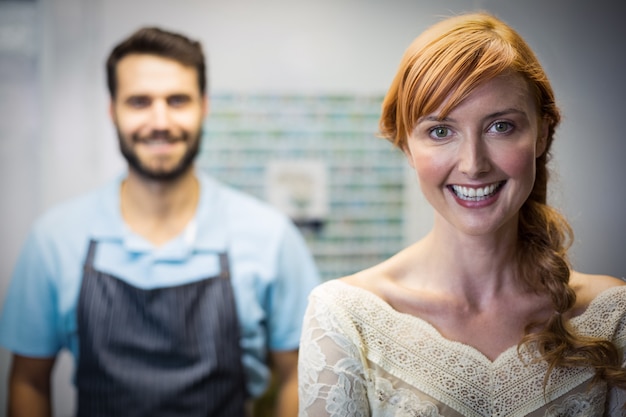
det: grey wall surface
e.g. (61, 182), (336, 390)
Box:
(0, 0), (624, 415)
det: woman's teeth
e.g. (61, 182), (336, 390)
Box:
(451, 182), (502, 201)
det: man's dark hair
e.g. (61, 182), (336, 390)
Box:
(106, 27), (207, 98)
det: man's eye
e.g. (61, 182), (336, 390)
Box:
(168, 95), (190, 107)
(127, 97), (150, 108)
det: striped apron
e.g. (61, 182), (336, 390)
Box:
(75, 240), (247, 416)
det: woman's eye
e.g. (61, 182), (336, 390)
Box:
(430, 126), (450, 139)
(490, 121), (512, 133)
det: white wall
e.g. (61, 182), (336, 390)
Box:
(0, 2), (42, 414)
(0, 0), (624, 415)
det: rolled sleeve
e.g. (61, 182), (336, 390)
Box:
(0, 230), (62, 357)
(268, 221), (321, 351)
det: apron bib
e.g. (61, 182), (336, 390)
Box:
(75, 240), (247, 417)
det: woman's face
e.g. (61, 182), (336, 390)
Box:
(405, 73), (547, 237)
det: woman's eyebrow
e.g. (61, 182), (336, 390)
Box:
(416, 115), (453, 124)
(416, 108), (527, 125)
(485, 108), (527, 119)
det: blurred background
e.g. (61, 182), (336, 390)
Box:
(0, 0), (624, 415)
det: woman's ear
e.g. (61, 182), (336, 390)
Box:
(536, 116), (549, 157)
(403, 144), (416, 169)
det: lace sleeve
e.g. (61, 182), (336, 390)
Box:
(605, 310), (626, 417)
(605, 336), (626, 417)
(605, 385), (626, 416)
(298, 288), (370, 417)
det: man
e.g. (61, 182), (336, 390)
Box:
(0, 27), (320, 417)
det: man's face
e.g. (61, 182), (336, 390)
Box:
(110, 54), (207, 181)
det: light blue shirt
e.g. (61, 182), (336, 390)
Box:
(0, 170), (321, 397)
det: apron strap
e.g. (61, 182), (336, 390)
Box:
(218, 252), (230, 279)
(84, 239), (98, 267)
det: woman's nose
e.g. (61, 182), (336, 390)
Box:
(458, 135), (491, 178)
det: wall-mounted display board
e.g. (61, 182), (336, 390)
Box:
(199, 93), (406, 281)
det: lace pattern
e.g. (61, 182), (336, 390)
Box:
(298, 281), (626, 417)
(606, 384), (626, 417)
(370, 375), (444, 417)
(544, 382), (606, 416)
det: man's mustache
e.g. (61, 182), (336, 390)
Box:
(132, 131), (188, 143)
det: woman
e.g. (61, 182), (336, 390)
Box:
(298, 12), (626, 416)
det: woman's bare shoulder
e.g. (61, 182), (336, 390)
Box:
(570, 271), (625, 311)
(340, 265), (388, 295)
(339, 248), (417, 301)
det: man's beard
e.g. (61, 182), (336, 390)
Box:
(117, 128), (202, 182)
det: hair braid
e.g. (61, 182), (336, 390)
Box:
(518, 159), (626, 388)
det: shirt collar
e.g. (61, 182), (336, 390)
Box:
(90, 170), (229, 255)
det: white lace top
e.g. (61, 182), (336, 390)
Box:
(298, 281), (626, 417)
